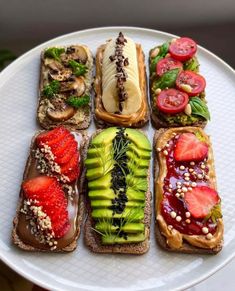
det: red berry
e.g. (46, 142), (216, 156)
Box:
(184, 186), (220, 218)
(36, 126), (69, 145)
(22, 176), (70, 238)
(56, 140), (78, 164)
(174, 133), (208, 162)
(53, 134), (75, 158)
(61, 151), (80, 175)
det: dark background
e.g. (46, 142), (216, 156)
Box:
(0, 0), (234, 68)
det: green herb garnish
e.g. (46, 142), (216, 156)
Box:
(184, 57), (200, 72)
(68, 59), (88, 76)
(66, 95), (90, 107)
(195, 130), (207, 142)
(190, 97), (210, 121)
(150, 42), (169, 74)
(44, 47), (65, 62)
(42, 80), (60, 98)
(152, 68), (179, 90)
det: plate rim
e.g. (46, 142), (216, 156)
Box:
(0, 25), (235, 291)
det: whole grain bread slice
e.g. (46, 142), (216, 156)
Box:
(12, 129), (89, 252)
(153, 128), (223, 254)
(84, 129), (152, 254)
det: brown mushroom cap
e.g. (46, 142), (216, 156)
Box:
(60, 77), (86, 96)
(49, 68), (73, 82)
(61, 46), (88, 65)
(46, 99), (75, 121)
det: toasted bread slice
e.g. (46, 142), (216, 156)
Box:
(37, 45), (93, 130)
(154, 127), (223, 254)
(84, 128), (151, 254)
(94, 39), (149, 128)
(12, 129), (88, 252)
(149, 39), (209, 129)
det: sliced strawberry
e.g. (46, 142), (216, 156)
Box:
(36, 126), (70, 145)
(61, 152), (79, 175)
(22, 175), (70, 239)
(65, 166), (80, 183)
(174, 133), (208, 162)
(22, 176), (56, 196)
(184, 186), (220, 218)
(53, 134), (75, 157)
(56, 140), (78, 164)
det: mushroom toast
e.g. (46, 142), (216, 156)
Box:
(94, 32), (149, 128)
(154, 127), (223, 254)
(37, 45), (93, 130)
(84, 127), (152, 254)
(149, 37), (210, 129)
(12, 126), (88, 252)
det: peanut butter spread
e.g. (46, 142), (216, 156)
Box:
(94, 42), (149, 127)
(155, 127), (224, 249)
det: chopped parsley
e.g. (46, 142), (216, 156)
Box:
(42, 80), (60, 98)
(44, 47), (65, 62)
(68, 60), (88, 76)
(66, 95), (90, 108)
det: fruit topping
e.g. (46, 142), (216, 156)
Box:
(35, 127), (80, 183)
(174, 133), (208, 162)
(169, 37), (197, 62)
(176, 70), (206, 96)
(156, 57), (183, 76)
(184, 186), (220, 219)
(157, 88), (189, 114)
(22, 176), (70, 239)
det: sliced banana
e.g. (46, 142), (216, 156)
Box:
(101, 36), (141, 115)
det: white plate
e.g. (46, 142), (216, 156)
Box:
(0, 27), (235, 291)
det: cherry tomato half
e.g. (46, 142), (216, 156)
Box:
(176, 70), (206, 96)
(156, 57), (183, 76)
(169, 37), (197, 62)
(157, 88), (189, 114)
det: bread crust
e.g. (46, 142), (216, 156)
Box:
(94, 43), (149, 128)
(12, 129), (89, 252)
(153, 127), (223, 254)
(84, 129), (151, 254)
(37, 45), (93, 130)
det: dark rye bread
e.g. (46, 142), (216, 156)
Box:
(84, 129), (152, 254)
(37, 45), (93, 130)
(12, 129), (89, 252)
(94, 42), (149, 128)
(153, 128), (223, 254)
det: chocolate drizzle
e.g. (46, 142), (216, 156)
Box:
(109, 32), (129, 113)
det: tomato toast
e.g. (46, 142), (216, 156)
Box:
(154, 127), (223, 253)
(149, 37), (210, 129)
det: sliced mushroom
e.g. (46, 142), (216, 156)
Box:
(46, 99), (75, 121)
(61, 46), (88, 65)
(49, 68), (73, 82)
(60, 77), (86, 96)
(44, 58), (64, 71)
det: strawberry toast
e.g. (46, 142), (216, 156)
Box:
(12, 126), (88, 252)
(149, 37), (210, 129)
(154, 127), (223, 253)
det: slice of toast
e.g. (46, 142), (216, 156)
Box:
(37, 45), (93, 130)
(94, 40), (149, 128)
(84, 128), (152, 254)
(149, 39), (209, 129)
(154, 127), (223, 254)
(12, 128), (89, 252)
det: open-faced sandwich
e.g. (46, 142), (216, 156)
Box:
(154, 127), (223, 253)
(37, 45), (93, 130)
(94, 32), (149, 128)
(149, 37), (210, 128)
(84, 127), (151, 254)
(12, 126), (88, 252)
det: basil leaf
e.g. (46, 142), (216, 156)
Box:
(184, 57), (199, 72)
(43, 80), (60, 98)
(44, 47), (65, 62)
(153, 68), (179, 90)
(68, 60), (88, 76)
(150, 42), (169, 74)
(66, 95), (90, 108)
(190, 97), (210, 120)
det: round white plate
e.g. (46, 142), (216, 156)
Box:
(0, 27), (235, 291)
